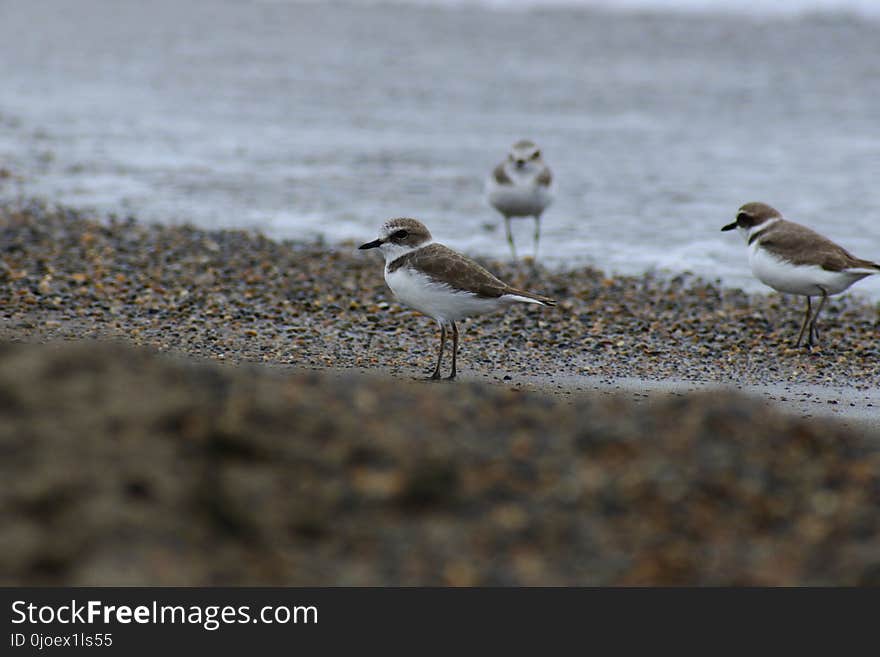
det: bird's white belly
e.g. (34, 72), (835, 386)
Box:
(749, 246), (864, 296)
(385, 267), (502, 323)
(487, 183), (553, 218)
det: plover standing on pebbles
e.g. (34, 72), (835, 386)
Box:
(486, 140), (554, 261)
(722, 202), (880, 348)
(360, 217), (556, 380)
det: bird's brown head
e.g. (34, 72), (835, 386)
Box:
(507, 139), (544, 169)
(722, 202), (782, 232)
(359, 218), (433, 259)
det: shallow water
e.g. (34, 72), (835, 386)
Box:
(1, 0), (879, 298)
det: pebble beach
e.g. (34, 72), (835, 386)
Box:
(2, 200), (879, 419)
(2, 200), (880, 585)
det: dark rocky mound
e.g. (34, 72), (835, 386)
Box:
(1, 340), (879, 585)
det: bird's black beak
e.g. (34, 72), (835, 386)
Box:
(721, 221), (738, 232)
(359, 239), (383, 250)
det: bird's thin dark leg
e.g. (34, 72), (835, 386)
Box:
(446, 321), (459, 381)
(808, 289), (828, 347)
(504, 216), (518, 261)
(795, 296), (812, 348)
(532, 215), (541, 262)
(429, 324), (446, 380)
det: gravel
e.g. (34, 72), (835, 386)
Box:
(2, 199), (878, 390)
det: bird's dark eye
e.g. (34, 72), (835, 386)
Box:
(737, 212), (751, 227)
(531, 150), (541, 159)
(393, 229), (409, 239)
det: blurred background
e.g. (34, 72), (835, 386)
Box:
(1, 0), (878, 296)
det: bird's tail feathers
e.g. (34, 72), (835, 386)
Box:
(503, 288), (557, 307)
(849, 259), (880, 275)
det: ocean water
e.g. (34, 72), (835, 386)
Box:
(1, 0), (879, 297)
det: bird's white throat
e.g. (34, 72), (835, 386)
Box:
(378, 239), (431, 264)
(742, 217), (781, 244)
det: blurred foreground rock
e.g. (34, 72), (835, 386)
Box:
(1, 340), (879, 585)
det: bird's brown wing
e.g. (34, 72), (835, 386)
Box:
(536, 167), (553, 187)
(758, 222), (877, 272)
(492, 163), (513, 185)
(392, 244), (511, 298)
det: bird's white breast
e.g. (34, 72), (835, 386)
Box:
(748, 243), (866, 296)
(384, 266), (503, 323)
(486, 176), (554, 218)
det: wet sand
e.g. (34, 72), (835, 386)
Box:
(495, 373), (880, 433)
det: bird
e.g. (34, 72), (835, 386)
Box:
(485, 139), (554, 261)
(722, 201), (880, 347)
(359, 217), (556, 380)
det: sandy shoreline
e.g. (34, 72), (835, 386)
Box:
(2, 199), (877, 428)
